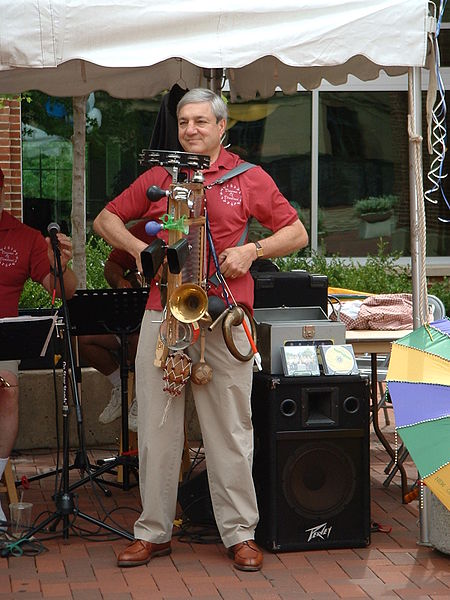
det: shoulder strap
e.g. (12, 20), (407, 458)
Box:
(206, 162), (256, 188)
(165, 161), (256, 186)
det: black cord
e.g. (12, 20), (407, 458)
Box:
(175, 518), (220, 545)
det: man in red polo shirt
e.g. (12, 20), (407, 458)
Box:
(94, 89), (308, 571)
(0, 167), (77, 531)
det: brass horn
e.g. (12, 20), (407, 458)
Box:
(168, 283), (208, 324)
(222, 304), (257, 362)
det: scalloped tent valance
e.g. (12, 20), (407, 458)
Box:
(0, 0), (430, 99)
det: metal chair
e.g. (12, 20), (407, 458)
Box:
(427, 294), (446, 321)
(356, 353), (391, 425)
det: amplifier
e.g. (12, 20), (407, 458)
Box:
(253, 307), (346, 374)
(253, 271), (328, 313)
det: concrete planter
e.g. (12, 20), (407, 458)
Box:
(359, 214), (397, 239)
(428, 493), (450, 555)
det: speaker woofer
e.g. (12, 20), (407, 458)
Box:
(282, 441), (356, 520)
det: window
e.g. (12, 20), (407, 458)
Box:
(20, 88), (448, 258)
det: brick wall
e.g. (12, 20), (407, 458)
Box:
(0, 98), (22, 219)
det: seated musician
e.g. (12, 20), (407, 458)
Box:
(77, 220), (152, 432)
(0, 167), (77, 531)
(94, 89), (308, 571)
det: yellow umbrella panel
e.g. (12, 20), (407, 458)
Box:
(387, 344), (450, 386)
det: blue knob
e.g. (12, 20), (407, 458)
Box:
(145, 221), (163, 236)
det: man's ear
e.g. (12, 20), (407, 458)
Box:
(218, 118), (227, 139)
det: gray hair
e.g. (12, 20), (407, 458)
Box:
(177, 88), (228, 123)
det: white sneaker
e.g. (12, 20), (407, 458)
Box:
(98, 384), (122, 424)
(128, 398), (138, 432)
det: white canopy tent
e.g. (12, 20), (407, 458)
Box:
(0, 0), (439, 544)
(0, 1), (429, 98)
(1, 0), (434, 316)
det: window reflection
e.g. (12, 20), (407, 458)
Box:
(318, 91), (405, 255)
(20, 89), (448, 257)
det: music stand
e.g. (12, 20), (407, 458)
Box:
(5, 248), (134, 553)
(67, 288), (149, 490)
(0, 314), (57, 361)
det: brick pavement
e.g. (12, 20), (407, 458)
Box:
(1, 407), (449, 599)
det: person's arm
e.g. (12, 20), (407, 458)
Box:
(104, 258), (133, 289)
(94, 209), (148, 273)
(41, 232), (78, 299)
(218, 219), (308, 280)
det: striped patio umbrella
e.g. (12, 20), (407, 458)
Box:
(386, 318), (450, 510)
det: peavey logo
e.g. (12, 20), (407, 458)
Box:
(305, 522), (332, 543)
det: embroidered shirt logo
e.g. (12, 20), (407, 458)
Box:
(220, 182), (242, 206)
(0, 245), (19, 268)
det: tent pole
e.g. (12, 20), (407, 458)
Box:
(207, 69), (223, 95)
(408, 67), (426, 330)
(310, 89), (319, 253)
(408, 66), (431, 547)
(71, 95), (88, 288)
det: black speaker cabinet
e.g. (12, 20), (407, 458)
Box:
(252, 271), (328, 313)
(178, 469), (216, 527)
(251, 372), (371, 552)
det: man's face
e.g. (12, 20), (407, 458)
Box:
(178, 101), (226, 162)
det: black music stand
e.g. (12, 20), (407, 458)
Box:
(0, 315), (57, 361)
(67, 288), (149, 491)
(4, 250), (134, 553)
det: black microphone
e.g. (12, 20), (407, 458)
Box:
(47, 222), (61, 249)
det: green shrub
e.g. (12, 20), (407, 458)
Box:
(275, 242), (410, 294)
(84, 234), (112, 289)
(19, 277), (58, 309)
(274, 241), (449, 315)
(353, 195), (398, 216)
(18, 236), (449, 317)
(428, 277), (450, 317)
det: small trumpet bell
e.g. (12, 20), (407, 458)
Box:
(168, 283), (208, 324)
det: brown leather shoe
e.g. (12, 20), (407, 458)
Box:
(117, 539), (171, 567)
(228, 540), (263, 571)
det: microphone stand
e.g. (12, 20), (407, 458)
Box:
(10, 236), (133, 547)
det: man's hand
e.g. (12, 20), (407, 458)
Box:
(46, 232), (73, 271)
(217, 219), (308, 281)
(218, 244), (256, 280)
(42, 232), (78, 298)
(94, 209), (147, 275)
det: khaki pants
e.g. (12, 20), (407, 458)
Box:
(134, 310), (258, 548)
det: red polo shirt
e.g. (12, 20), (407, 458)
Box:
(0, 210), (50, 317)
(105, 147), (298, 311)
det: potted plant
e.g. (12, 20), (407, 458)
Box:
(353, 195), (398, 239)
(353, 194), (398, 223)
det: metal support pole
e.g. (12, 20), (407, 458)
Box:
(408, 66), (431, 546)
(408, 67), (426, 330)
(310, 89), (319, 253)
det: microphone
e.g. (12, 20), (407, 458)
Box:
(47, 222), (61, 249)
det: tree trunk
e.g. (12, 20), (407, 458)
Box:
(71, 96), (87, 288)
